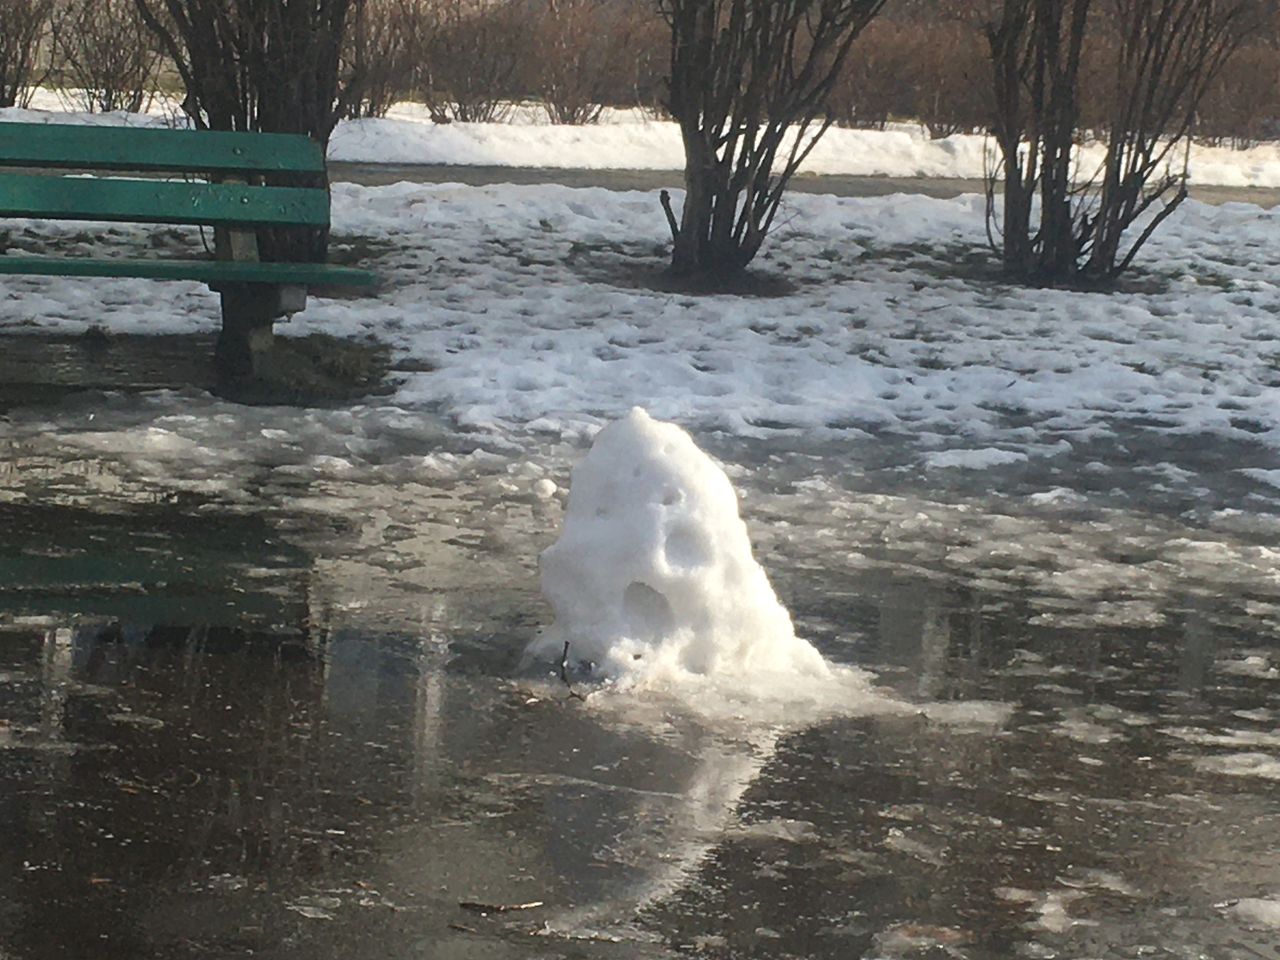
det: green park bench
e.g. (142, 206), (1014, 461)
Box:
(0, 121), (376, 379)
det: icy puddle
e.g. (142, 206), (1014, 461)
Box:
(1, 399), (1279, 960)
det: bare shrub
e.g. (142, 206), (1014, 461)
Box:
(134, 0), (362, 144)
(914, 19), (989, 138)
(830, 19), (917, 129)
(418, 0), (525, 123)
(1194, 32), (1280, 148)
(134, 0), (364, 261)
(342, 0), (423, 119)
(0, 0), (54, 108)
(660, 0), (887, 277)
(529, 0), (661, 124)
(53, 0), (166, 113)
(983, 0), (1257, 285)
(619, 3), (670, 115)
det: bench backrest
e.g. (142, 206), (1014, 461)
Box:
(0, 121), (330, 230)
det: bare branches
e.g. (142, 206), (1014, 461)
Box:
(54, 0), (166, 114)
(0, 0), (53, 108)
(661, 0), (886, 277)
(982, 0), (1257, 285)
(132, 0), (362, 144)
(417, 0), (525, 124)
(340, 0), (422, 120)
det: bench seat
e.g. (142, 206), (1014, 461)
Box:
(0, 254), (376, 288)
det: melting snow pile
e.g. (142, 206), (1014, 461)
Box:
(531, 408), (835, 694)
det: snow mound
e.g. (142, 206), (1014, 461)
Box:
(1230, 898), (1280, 928)
(529, 408), (833, 694)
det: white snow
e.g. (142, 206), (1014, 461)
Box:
(1193, 753), (1280, 781)
(529, 408), (835, 692)
(1219, 655), (1280, 679)
(7, 95), (1280, 187)
(1243, 469), (1280, 489)
(1231, 898), (1280, 928)
(923, 448), (1029, 470)
(1162, 726), (1280, 749)
(3, 113), (1280, 645)
(0, 180), (1246, 459)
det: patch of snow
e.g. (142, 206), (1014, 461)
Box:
(1219, 655), (1280, 679)
(920, 700), (1013, 730)
(1193, 753), (1280, 781)
(1230, 898), (1280, 928)
(1162, 727), (1280, 749)
(923, 448), (1030, 470)
(1243, 469), (1280, 489)
(1054, 713), (1121, 745)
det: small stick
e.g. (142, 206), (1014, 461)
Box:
(559, 641), (587, 702)
(659, 189), (680, 243)
(458, 900), (545, 913)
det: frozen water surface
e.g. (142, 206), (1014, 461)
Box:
(1, 391), (1278, 960)
(1, 185), (1279, 958)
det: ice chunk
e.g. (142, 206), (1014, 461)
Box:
(1230, 897), (1280, 928)
(530, 408), (829, 686)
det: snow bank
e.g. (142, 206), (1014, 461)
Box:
(530, 408), (830, 687)
(6, 94), (1280, 187)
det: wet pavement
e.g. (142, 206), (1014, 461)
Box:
(1, 393), (1279, 959)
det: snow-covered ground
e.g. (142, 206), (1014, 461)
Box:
(5, 182), (1277, 462)
(6, 92), (1280, 187)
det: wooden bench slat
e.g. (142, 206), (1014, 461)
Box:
(0, 173), (331, 228)
(0, 255), (377, 287)
(0, 122), (326, 175)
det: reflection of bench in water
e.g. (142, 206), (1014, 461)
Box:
(0, 621), (446, 918)
(0, 502), (313, 630)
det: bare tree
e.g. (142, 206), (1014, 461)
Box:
(1195, 32), (1280, 148)
(659, 0), (887, 277)
(982, 0), (1256, 284)
(133, 0), (361, 143)
(982, 0), (1091, 279)
(0, 0), (54, 108)
(54, 0), (166, 114)
(341, 0), (422, 119)
(1085, 0), (1253, 276)
(915, 19), (989, 138)
(417, 0), (525, 123)
(533, 0), (649, 124)
(132, 0), (364, 260)
(829, 19), (916, 129)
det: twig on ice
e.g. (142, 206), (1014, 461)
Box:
(560, 641), (587, 702)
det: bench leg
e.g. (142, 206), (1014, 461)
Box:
(215, 286), (278, 380)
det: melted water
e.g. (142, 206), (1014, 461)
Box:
(1, 395), (1279, 960)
